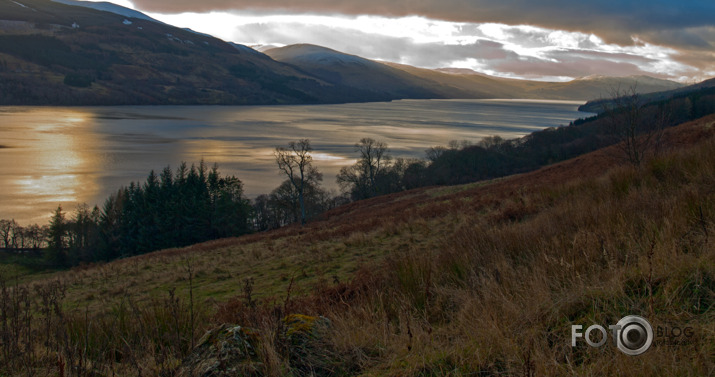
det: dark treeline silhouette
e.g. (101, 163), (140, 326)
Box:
(0, 219), (48, 251)
(253, 139), (345, 230)
(3, 86), (714, 269)
(36, 162), (252, 267)
(2, 159), (337, 269)
(335, 86), (715, 193)
(252, 179), (341, 231)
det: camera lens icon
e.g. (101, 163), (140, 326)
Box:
(615, 315), (653, 356)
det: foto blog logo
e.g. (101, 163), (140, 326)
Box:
(571, 315), (653, 356)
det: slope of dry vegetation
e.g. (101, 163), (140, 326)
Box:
(1, 116), (714, 376)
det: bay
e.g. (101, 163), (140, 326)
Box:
(0, 99), (593, 224)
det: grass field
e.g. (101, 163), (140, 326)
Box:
(1, 115), (714, 376)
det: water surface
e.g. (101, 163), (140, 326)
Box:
(0, 99), (592, 224)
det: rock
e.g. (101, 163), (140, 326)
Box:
(176, 323), (262, 377)
(283, 314), (334, 376)
(177, 315), (332, 377)
(284, 314), (331, 342)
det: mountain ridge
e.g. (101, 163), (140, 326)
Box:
(0, 0), (691, 105)
(262, 44), (687, 102)
(0, 0), (386, 105)
(264, 44), (445, 100)
(50, 0), (160, 23)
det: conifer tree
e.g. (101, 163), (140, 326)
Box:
(46, 205), (67, 266)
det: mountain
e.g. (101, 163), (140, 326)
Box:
(264, 44), (443, 100)
(383, 62), (523, 98)
(50, 0), (160, 23)
(0, 0), (385, 105)
(521, 74), (684, 100)
(431, 68), (684, 101)
(265, 45), (539, 100)
(267, 44), (685, 102)
(0, 0), (689, 105)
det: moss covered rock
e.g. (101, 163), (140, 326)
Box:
(284, 314), (331, 341)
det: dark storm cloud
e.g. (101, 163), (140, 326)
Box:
(641, 27), (715, 49)
(132, 0), (715, 48)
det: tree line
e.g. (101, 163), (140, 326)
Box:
(39, 162), (254, 267)
(0, 137), (401, 267)
(0, 220), (47, 250)
(3, 85), (713, 268)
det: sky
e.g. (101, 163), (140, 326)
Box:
(94, 0), (713, 83)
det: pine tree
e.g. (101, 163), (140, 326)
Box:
(139, 170), (161, 252)
(46, 205), (68, 267)
(99, 192), (123, 260)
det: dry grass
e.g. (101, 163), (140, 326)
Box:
(1, 115), (714, 376)
(305, 120), (714, 376)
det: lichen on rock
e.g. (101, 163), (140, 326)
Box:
(177, 323), (262, 377)
(177, 314), (334, 377)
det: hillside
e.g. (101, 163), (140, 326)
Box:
(383, 61), (520, 98)
(2, 114), (713, 376)
(0, 0), (382, 105)
(268, 44), (684, 102)
(50, 0), (160, 22)
(264, 44), (442, 100)
(428, 68), (684, 100)
(517, 74), (683, 100)
(265, 44), (514, 100)
(0, 0), (685, 106)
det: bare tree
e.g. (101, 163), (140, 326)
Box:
(25, 223), (47, 249)
(602, 84), (668, 165)
(425, 146), (447, 162)
(478, 135), (504, 150)
(357, 138), (390, 197)
(0, 219), (14, 249)
(10, 221), (24, 249)
(274, 139), (321, 225)
(337, 138), (391, 199)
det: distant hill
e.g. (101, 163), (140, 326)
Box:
(382, 62), (519, 98)
(430, 68), (684, 100)
(264, 44), (443, 100)
(512, 74), (683, 100)
(0, 0), (689, 105)
(267, 44), (684, 102)
(0, 0), (384, 105)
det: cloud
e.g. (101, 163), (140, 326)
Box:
(135, 0), (715, 81)
(143, 2), (714, 82)
(639, 26), (715, 50)
(227, 20), (690, 81)
(231, 22), (514, 67)
(494, 55), (648, 80)
(131, 0), (715, 48)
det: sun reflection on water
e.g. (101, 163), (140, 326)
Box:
(0, 101), (588, 224)
(1, 108), (101, 223)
